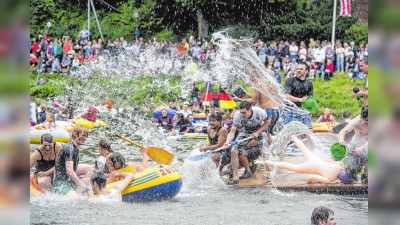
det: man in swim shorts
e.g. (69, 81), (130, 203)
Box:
(224, 101), (270, 185)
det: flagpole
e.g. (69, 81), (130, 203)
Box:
(331, 0), (337, 46)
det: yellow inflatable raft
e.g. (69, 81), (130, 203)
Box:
(312, 122), (338, 133)
(30, 128), (70, 144)
(72, 118), (107, 129)
(30, 165), (183, 202)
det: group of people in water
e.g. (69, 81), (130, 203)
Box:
(30, 126), (149, 202)
(30, 56), (368, 204)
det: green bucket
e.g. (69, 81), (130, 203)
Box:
(301, 96), (319, 113)
(331, 142), (348, 161)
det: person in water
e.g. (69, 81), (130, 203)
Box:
(329, 111), (354, 143)
(89, 172), (134, 203)
(106, 150), (148, 184)
(311, 206), (337, 225)
(29, 133), (63, 190)
(55, 109), (71, 122)
(52, 126), (93, 195)
(93, 137), (114, 177)
(199, 113), (228, 167)
(34, 113), (55, 130)
(224, 101), (270, 185)
(338, 106), (368, 184)
(79, 103), (99, 122)
(168, 113), (190, 136)
(157, 109), (173, 132)
(315, 108), (337, 123)
(255, 136), (343, 184)
(185, 114), (206, 134)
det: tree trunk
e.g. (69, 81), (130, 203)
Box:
(197, 9), (209, 38)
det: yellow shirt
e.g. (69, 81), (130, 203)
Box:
(118, 163), (136, 173)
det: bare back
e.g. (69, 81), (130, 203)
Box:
(253, 89), (279, 109)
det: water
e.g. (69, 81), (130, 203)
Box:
(30, 112), (367, 224)
(31, 32), (367, 224)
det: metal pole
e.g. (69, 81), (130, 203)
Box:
(90, 0), (104, 42)
(331, 0), (337, 46)
(88, 0), (90, 40)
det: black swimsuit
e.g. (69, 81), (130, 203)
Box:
(35, 142), (56, 179)
(208, 126), (221, 146)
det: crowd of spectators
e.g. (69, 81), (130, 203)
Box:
(254, 38), (368, 81)
(30, 27), (368, 83)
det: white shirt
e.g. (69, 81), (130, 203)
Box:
(313, 48), (326, 63)
(289, 45), (298, 55)
(298, 48), (307, 59)
(98, 189), (121, 203)
(335, 47), (344, 57)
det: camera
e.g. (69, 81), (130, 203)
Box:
(353, 87), (363, 100)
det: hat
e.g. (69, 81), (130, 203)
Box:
(184, 101), (189, 106)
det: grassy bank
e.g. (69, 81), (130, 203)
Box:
(30, 71), (365, 117)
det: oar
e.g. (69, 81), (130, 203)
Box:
(188, 137), (253, 162)
(117, 135), (174, 165)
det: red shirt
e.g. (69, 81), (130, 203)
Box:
(326, 63), (334, 72)
(82, 106), (99, 122)
(105, 100), (112, 110)
(32, 43), (38, 53)
(63, 43), (71, 54)
(177, 45), (186, 56)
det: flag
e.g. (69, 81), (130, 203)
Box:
(201, 92), (212, 102)
(219, 93), (237, 109)
(340, 0), (351, 17)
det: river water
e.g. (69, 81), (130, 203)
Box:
(30, 112), (367, 224)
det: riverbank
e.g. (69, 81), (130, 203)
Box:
(29, 71), (365, 117)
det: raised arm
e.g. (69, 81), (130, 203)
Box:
(338, 118), (358, 145)
(112, 173), (135, 194)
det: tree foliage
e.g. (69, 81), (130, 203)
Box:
(30, 0), (367, 44)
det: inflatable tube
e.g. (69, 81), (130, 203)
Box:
(30, 165), (183, 203)
(167, 133), (208, 141)
(30, 174), (47, 195)
(72, 118), (107, 129)
(153, 106), (177, 120)
(312, 122), (338, 133)
(55, 121), (76, 132)
(30, 128), (70, 144)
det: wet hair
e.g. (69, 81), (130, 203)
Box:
(233, 106), (239, 111)
(361, 106), (368, 119)
(90, 172), (107, 190)
(343, 111), (352, 119)
(72, 125), (88, 140)
(208, 113), (222, 122)
(360, 58), (368, 65)
(98, 137), (113, 153)
(40, 133), (53, 144)
(299, 61), (310, 73)
(239, 101), (252, 110)
(47, 113), (55, 123)
(62, 108), (69, 115)
(187, 114), (193, 119)
(109, 152), (126, 170)
(311, 206), (334, 225)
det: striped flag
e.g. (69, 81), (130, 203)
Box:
(340, 0), (351, 17)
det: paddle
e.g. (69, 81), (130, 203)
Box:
(117, 135), (174, 165)
(188, 137), (253, 162)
